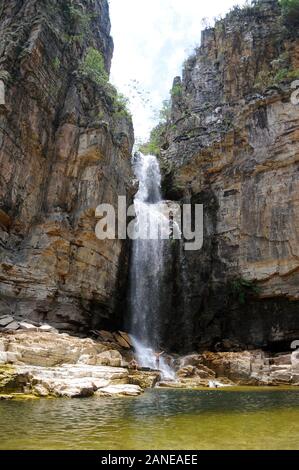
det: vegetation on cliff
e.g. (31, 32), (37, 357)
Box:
(280, 0), (299, 28)
(80, 47), (131, 118)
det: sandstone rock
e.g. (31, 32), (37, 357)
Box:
(96, 350), (122, 367)
(0, 0), (134, 333)
(0, 395), (14, 400)
(39, 325), (57, 333)
(0, 316), (14, 327)
(156, 0), (299, 351)
(19, 322), (38, 331)
(78, 354), (97, 366)
(0, 331), (110, 367)
(273, 354), (292, 366)
(4, 322), (20, 331)
(113, 332), (131, 349)
(2, 364), (130, 398)
(95, 384), (143, 397)
(51, 380), (96, 398)
(128, 370), (161, 389)
(97, 331), (116, 343)
(291, 351), (299, 372)
(118, 331), (133, 348)
(177, 366), (196, 378)
(178, 354), (204, 368)
(0, 352), (21, 364)
(195, 365), (216, 380)
(32, 384), (49, 397)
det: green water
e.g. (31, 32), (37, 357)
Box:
(1, 388), (299, 450)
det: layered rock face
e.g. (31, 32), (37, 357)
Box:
(0, 1), (134, 332)
(159, 0), (299, 351)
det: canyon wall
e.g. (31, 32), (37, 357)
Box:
(0, 0), (134, 332)
(158, 0), (299, 352)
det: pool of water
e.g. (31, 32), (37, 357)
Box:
(1, 388), (299, 450)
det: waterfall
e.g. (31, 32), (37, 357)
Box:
(129, 153), (175, 380)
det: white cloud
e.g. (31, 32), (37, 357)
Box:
(109, 0), (246, 141)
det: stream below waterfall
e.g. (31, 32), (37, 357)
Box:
(1, 389), (299, 450)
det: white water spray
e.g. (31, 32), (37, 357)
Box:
(129, 153), (175, 380)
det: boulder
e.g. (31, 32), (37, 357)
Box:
(51, 380), (96, 398)
(178, 354), (204, 368)
(96, 350), (122, 367)
(128, 370), (161, 389)
(176, 365), (196, 378)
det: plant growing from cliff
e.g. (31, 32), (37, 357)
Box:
(139, 123), (166, 156)
(229, 278), (262, 305)
(254, 66), (299, 91)
(156, 99), (171, 123)
(80, 48), (131, 119)
(171, 82), (183, 98)
(112, 92), (131, 119)
(53, 57), (61, 71)
(279, 0), (299, 29)
(80, 48), (109, 84)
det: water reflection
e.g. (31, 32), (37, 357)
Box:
(1, 389), (299, 450)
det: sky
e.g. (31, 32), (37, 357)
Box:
(109, 0), (246, 142)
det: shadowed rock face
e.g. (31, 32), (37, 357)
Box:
(158, 0), (299, 352)
(0, 0), (134, 332)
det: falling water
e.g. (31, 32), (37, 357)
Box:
(129, 153), (175, 380)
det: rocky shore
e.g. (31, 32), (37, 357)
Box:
(1, 326), (298, 400)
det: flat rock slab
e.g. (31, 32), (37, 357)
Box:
(1, 364), (132, 398)
(19, 322), (38, 331)
(4, 321), (20, 331)
(0, 316), (14, 327)
(95, 384), (143, 397)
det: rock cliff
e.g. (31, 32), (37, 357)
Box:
(157, 0), (299, 352)
(0, 1), (134, 332)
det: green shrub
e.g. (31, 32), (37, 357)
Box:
(159, 99), (172, 123)
(68, 4), (92, 31)
(254, 66), (299, 91)
(80, 48), (130, 119)
(112, 92), (131, 119)
(279, 0), (299, 28)
(80, 48), (109, 84)
(139, 123), (166, 156)
(53, 57), (61, 70)
(171, 83), (182, 98)
(229, 278), (262, 305)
